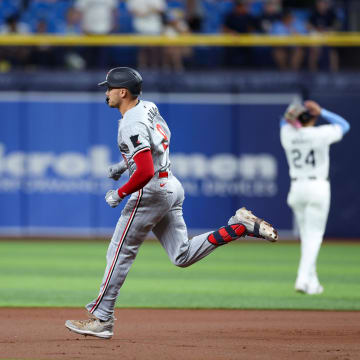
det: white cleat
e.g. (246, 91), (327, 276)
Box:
(228, 207), (278, 242)
(65, 314), (114, 339)
(295, 283), (324, 295)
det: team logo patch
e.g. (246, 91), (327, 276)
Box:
(119, 143), (130, 153)
(130, 135), (142, 148)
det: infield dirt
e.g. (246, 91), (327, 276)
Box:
(0, 308), (359, 360)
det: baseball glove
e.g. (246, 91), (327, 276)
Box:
(284, 102), (305, 128)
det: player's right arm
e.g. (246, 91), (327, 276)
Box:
(279, 117), (287, 127)
(108, 161), (128, 181)
(281, 102), (305, 128)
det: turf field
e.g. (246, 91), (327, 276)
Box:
(0, 240), (359, 310)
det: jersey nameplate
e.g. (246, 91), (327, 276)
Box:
(147, 106), (158, 124)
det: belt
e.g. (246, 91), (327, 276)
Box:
(158, 171), (168, 178)
(291, 176), (328, 181)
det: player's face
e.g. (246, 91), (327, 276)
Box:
(106, 87), (123, 108)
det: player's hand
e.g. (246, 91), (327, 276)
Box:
(304, 100), (321, 117)
(108, 162), (127, 181)
(105, 190), (122, 208)
(284, 102), (305, 122)
(108, 165), (122, 181)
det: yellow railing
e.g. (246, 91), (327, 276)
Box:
(0, 33), (360, 47)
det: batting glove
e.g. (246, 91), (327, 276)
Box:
(105, 189), (122, 208)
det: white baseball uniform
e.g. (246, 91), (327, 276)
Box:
(86, 100), (247, 320)
(280, 108), (350, 293)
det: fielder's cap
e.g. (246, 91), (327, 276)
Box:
(98, 67), (142, 96)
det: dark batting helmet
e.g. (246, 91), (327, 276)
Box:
(98, 67), (142, 96)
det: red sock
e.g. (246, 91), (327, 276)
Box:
(207, 224), (247, 246)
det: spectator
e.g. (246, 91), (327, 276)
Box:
(0, 13), (30, 34)
(56, 7), (86, 70)
(56, 6), (82, 35)
(223, 0), (257, 34)
(75, 0), (118, 68)
(222, 0), (257, 67)
(30, 18), (59, 69)
(271, 9), (307, 71)
(75, 0), (118, 35)
(308, 0), (341, 72)
(185, 0), (204, 33)
(127, 0), (167, 69)
(162, 8), (192, 72)
(258, 0), (282, 34)
(252, 0), (282, 68)
(0, 13), (32, 70)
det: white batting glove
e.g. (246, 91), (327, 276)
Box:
(105, 189), (122, 208)
(108, 161), (127, 181)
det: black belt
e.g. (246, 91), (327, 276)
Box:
(291, 177), (328, 181)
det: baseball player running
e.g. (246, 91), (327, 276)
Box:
(65, 67), (278, 339)
(281, 100), (350, 295)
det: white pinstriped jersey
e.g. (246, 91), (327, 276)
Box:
(117, 100), (171, 176)
(280, 123), (343, 180)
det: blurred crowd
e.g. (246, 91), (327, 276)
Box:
(0, 0), (348, 72)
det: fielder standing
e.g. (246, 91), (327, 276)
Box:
(65, 67), (278, 339)
(280, 100), (350, 295)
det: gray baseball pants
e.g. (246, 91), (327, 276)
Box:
(86, 173), (219, 321)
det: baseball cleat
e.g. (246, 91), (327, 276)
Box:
(295, 283), (324, 295)
(228, 207), (278, 242)
(65, 314), (114, 339)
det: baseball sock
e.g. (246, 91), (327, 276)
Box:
(207, 224), (247, 246)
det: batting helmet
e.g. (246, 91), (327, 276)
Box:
(98, 67), (142, 96)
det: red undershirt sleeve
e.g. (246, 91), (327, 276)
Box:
(117, 149), (154, 198)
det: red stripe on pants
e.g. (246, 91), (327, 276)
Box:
(90, 190), (142, 313)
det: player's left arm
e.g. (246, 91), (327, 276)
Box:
(304, 100), (350, 135)
(320, 108), (350, 135)
(117, 149), (154, 198)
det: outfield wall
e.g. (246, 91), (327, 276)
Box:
(0, 91), (358, 238)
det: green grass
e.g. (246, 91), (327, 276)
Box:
(0, 240), (359, 310)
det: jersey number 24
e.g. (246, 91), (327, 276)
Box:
(291, 149), (316, 168)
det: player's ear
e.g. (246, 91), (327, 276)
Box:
(118, 88), (127, 98)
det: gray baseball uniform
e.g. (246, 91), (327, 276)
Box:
(86, 100), (245, 321)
